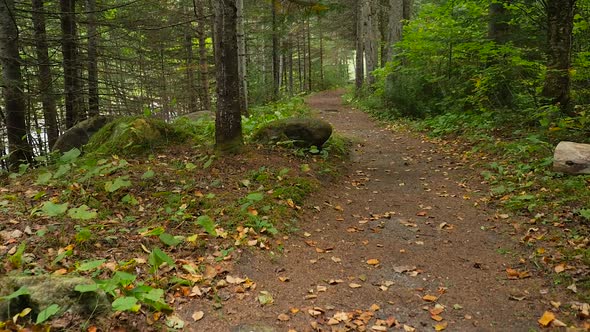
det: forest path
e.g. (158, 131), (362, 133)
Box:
(187, 90), (557, 331)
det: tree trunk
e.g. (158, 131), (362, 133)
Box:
(319, 16), (324, 85)
(196, 0), (211, 112)
(60, 0), (81, 128)
(32, 0), (59, 150)
(213, 0), (243, 153)
(0, 0), (34, 170)
(363, 0), (379, 86)
(384, 0), (403, 63)
(306, 17), (312, 91)
(185, 30), (198, 113)
(86, 0), (99, 117)
(271, 0), (280, 99)
(236, 0), (248, 115)
(542, 0), (576, 114)
(488, 0), (511, 44)
(355, 0), (365, 93)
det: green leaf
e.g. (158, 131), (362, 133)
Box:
(75, 227), (92, 243)
(112, 271), (137, 286)
(104, 176), (132, 193)
(35, 304), (60, 324)
(257, 291), (274, 305)
(203, 158), (213, 169)
(140, 227), (166, 236)
(196, 215), (217, 236)
(121, 194), (139, 205)
(36, 172), (53, 185)
(74, 283), (100, 293)
(159, 233), (183, 247)
(246, 192), (264, 202)
(185, 162), (197, 170)
(68, 205), (98, 220)
(578, 209), (590, 220)
(112, 297), (140, 312)
(148, 248), (175, 273)
(59, 148), (81, 163)
(8, 242), (26, 268)
(77, 259), (106, 272)
(141, 170), (155, 179)
(40, 201), (69, 217)
(53, 164), (71, 179)
(0, 286), (29, 301)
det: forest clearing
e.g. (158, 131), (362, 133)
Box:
(1, 0), (590, 331)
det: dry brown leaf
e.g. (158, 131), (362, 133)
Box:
(192, 311), (204, 321)
(430, 314), (444, 322)
(349, 283), (362, 289)
(277, 313), (290, 321)
(554, 264), (566, 273)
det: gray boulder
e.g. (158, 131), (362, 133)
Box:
(553, 141), (590, 174)
(0, 275), (110, 321)
(52, 115), (112, 152)
(252, 117), (333, 148)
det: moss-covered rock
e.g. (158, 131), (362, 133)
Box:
(0, 275), (109, 321)
(252, 117), (333, 148)
(52, 116), (112, 152)
(85, 117), (186, 155)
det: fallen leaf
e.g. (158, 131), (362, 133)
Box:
(434, 321), (448, 331)
(367, 259), (380, 265)
(191, 311), (204, 321)
(423, 295), (438, 302)
(331, 256), (342, 263)
(538, 311), (555, 327)
(554, 264), (566, 273)
(308, 309), (322, 317)
(371, 326), (387, 331)
(403, 325), (416, 332)
(258, 291), (274, 306)
(278, 276), (290, 282)
(277, 313), (290, 321)
(349, 283), (362, 289)
(416, 211), (427, 217)
(370, 304), (380, 311)
(431, 314), (443, 322)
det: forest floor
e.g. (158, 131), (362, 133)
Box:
(180, 90), (586, 332)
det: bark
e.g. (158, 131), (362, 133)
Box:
(196, 0), (211, 112)
(363, 0), (379, 86)
(271, 0), (280, 99)
(32, 0), (59, 149)
(0, 0), (34, 169)
(318, 16), (324, 85)
(384, 0), (403, 63)
(60, 0), (81, 128)
(86, 0), (99, 117)
(488, 0), (511, 44)
(185, 31), (198, 113)
(213, 0), (243, 153)
(542, 0), (576, 113)
(355, 0), (365, 93)
(402, 0), (412, 20)
(306, 17), (312, 91)
(237, 0), (248, 115)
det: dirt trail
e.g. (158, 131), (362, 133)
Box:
(184, 90), (559, 331)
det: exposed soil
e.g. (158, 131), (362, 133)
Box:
(178, 90), (580, 331)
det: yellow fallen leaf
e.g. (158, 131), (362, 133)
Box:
(434, 321), (448, 331)
(538, 311), (555, 327)
(349, 283), (362, 289)
(423, 295), (438, 302)
(367, 259), (380, 265)
(277, 313), (290, 321)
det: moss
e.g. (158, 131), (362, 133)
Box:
(85, 117), (187, 156)
(272, 177), (317, 204)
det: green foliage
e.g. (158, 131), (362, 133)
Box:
(35, 304), (60, 324)
(148, 247), (175, 273)
(196, 215), (217, 236)
(243, 98), (310, 139)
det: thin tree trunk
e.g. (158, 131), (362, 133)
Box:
(237, 0), (248, 115)
(355, 0), (365, 93)
(60, 0), (81, 128)
(86, 0), (99, 117)
(186, 30), (198, 113)
(196, 0), (211, 112)
(0, 0), (34, 169)
(32, 0), (59, 150)
(542, 0), (576, 113)
(297, 28), (303, 92)
(363, 0), (379, 86)
(213, 0), (243, 153)
(319, 16), (324, 86)
(306, 17), (312, 91)
(271, 0), (280, 99)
